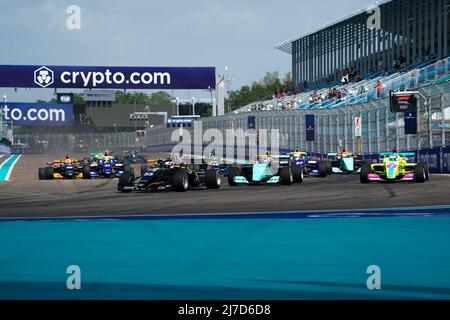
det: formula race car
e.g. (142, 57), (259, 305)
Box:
(327, 150), (367, 174)
(118, 158), (222, 192)
(38, 157), (89, 179)
(83, 152), (127, 178)
(120, 150), (147, 164)
(287, 149), (331, 177)
(196, 153), (232, 177)
(360, 152), (429, 183)
(228, 153), (303, 186)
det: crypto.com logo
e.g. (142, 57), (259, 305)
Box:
(34, 66), (54, 88)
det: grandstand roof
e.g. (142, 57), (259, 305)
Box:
(276, 0), (393, 54)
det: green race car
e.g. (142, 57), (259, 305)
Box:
(327, 150), (367, 174)
(360, 152), (429, 183)
(228, 154), (303, 186)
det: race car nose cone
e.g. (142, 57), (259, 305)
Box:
(342, 158), (354, 171)
(252, 164), (269, 182)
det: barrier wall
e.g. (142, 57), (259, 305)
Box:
(151, 143), (450, 174)
(0, 143), (11, 156)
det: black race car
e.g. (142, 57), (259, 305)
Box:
(118, 159), (222, 192)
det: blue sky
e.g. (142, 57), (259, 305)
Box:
(0, 0), (375, 102)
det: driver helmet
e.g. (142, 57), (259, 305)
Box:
(164, 159), (175, 168)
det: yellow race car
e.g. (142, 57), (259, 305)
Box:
(360, 152), (429, 183)
(38, 157), (90, 180)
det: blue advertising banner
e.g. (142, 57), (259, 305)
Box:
(305, 114), (315, 142)
(167, 117), (193, 125)
(418, 147), (441, 174)
(0, 65), (216, 90)
(404, 112), (417, 134)
(248, 115), (256, 130)
(0, 102), (73, 126)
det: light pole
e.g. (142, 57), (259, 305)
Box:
(191, 97), (196, 116)
(134, 95), (137, 133)
(208, 86), (214, 116)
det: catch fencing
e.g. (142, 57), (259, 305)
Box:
(13, 82), (450, 173)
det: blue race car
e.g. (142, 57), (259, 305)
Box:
(197, 154), (232, 177)
(286, 150), (331, 177)
(83, 152), (128, 178)
(120, 150), (147, 164)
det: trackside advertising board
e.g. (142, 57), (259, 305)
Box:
(0, 103), (73, 126)
(0, 65), (215, 90)
(305, 114), (315, 141)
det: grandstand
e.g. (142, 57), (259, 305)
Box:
(233, 0), (450, 114)
(235, 56), (450, 113)
(277, 0), (449, 88)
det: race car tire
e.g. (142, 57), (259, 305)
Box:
(414, 163), (426, 183)
(280, 167), (293, 185)
(173, 171), (189, 192)
(38, 168), (45, 180)
(424, 163), (430, 181)
(118, 168), (133, 192)
(325, 161), (332, 174)
(318, 161), (328, 178)
(83, 165), (92, 179)
(228, 167), (241, 186)
(44, 167), (54, 180)
(360, 164), (371, 184)
(205, 169), (222, 189)
(292, 165), (304, 183)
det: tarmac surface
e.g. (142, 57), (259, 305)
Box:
(0, 154), (449, 219)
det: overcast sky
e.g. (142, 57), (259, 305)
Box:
(0, 0), (376, 102)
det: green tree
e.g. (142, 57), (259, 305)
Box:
(114, 91), (173, 105)
(149, 91), (172, 105)
(227, 71), (292, 111)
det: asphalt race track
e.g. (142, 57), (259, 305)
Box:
(0, 154), (449, 219)
(1, 154), (450, 300)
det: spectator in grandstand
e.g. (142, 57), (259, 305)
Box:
(341, 69), (349, 84)
(376, 81), (383, 98)
(309, 91), (322, 104)
(354, 72), (362, 83)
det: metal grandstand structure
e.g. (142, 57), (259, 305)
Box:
(276, 0), (450, 87)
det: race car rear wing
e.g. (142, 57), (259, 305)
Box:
(380, 152), (415, 158)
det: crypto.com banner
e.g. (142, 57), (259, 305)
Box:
(0, 102), (73, 126)
(0, 65), (216, 90)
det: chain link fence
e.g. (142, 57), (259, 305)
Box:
(144, 82), (450, 155)
(13, 82), (450, 155)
